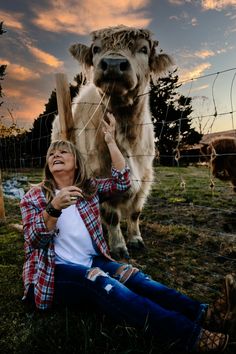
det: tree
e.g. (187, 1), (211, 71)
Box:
(150, 69), (202, 166)
(0, 22), (7, 107)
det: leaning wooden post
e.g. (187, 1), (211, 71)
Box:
(55, 73), (75, 143)
(0, 170), (6, 222)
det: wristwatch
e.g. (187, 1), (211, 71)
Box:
(46, 202), (62, 218)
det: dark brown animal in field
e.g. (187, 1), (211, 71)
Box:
(201, 137), (236, 192)
(52, 25), (173, 259)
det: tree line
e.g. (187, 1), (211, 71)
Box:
(0, 22), (202, 169)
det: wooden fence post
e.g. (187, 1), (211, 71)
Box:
(0, 170), (6, 222)
(55, 73), (75, 143)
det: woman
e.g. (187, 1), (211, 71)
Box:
(20, 113), (235, 353)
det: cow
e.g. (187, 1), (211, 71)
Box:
(51, 25), (173, 259)
(201, 137), (236, 192)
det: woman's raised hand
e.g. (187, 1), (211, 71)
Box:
(102, 112), (116, 145)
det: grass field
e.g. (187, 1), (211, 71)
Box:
(0, 166), (236, 353)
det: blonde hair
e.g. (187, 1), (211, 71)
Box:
(42, 140), (96, 202)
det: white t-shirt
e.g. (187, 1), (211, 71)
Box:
(54, 203), (98, 267)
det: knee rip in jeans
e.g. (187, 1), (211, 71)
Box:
(114, 264), (139, 284)
(86, 267), (113, 294)
(86, 267), (108, 282)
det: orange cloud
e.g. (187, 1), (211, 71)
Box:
(5, 87), (24, 98)
(194, 49), (215, 58)
(16, 96), (45, 119)
(27, 45), (64, 68)
(216, 48), (227, 54)
(180, 62), (212, 82)
(3, 95), (46, 128)
(168, 0), (186, 5)
(0, 58), (40, 81)
(31, 0), (151, 34)
(9, 64), (40, 81)
(0, 58), (10, 65)
(0, 10), (24, 30)
(202, 0), (236, 10)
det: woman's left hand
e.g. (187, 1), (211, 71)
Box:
(102, 112), (116, 145)
(51, 186), (83, 210)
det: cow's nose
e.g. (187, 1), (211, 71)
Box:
(100, 58), (130, 75)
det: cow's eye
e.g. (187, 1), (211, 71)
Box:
(139, 46), (148, 54)
(92, 46), (101, 54)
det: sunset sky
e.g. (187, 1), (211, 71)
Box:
(1, 0), (236, 133)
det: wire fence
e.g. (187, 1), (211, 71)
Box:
(1, 67), (236, 300)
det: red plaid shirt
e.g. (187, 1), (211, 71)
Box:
(20, 166), (130, 310)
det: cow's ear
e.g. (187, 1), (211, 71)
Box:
(69, 43), (93, 67)
(150, 53), (173, 75)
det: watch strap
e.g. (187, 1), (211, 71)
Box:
(46, 202), (62, 218)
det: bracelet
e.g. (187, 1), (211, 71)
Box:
(46, 202), (62, 218)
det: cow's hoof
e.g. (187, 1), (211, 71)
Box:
(127, 238), (145, 250)
(110, 248), (130, 260)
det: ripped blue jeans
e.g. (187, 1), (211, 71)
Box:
(54, 255), (207, 352)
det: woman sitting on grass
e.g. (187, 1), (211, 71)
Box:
(20, 112), (236, 353)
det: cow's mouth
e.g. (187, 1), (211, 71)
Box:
(95, 76), (134, 96)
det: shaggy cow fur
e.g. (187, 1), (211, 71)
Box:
(51, 25), (173, 259)
(201, 137), (236, 192)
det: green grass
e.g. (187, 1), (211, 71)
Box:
(0, 166), (236, 353)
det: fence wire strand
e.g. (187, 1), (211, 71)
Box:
(1, 67), (236, 301)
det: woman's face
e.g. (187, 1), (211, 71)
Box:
(47, 145), (76, 175)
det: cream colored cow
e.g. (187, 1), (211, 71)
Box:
(52, 25), (172, 259)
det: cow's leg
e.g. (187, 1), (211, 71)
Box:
(230, 178), (236, 193)
(101, 207), (129, 260)
(126, 179), (152, 249)
(227, 163), (236, 192)
(126, 211), (144, 248)
(126, 198), (145, 249)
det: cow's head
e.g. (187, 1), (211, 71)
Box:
(69, 25), (173, 107)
